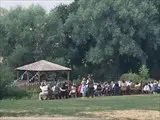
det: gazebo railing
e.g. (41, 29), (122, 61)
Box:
(14, 80), (55, 90)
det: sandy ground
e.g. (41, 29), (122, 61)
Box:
(0, 110), (159, 120)
(0, 117), (101, 120)
(81, 110), (160, 120)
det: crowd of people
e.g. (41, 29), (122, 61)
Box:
(39, 74), (160, 100)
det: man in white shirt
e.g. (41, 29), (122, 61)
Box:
(143, 83), (150, 94)
(149, 82), (154, 93)
(39, 82), (49, 100)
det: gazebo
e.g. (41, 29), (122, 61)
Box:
(16, 60), (72, 83)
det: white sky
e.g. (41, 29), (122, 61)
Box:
(0, 0), (74, 12)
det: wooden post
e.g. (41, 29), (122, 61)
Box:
(27, 71), (29, 82)
(38, 71), (40, 83)
(67, 71), (72, 90)
(17, 71), (19, 80)
(67, 71), (70, 81)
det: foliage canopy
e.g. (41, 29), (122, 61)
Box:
(0, 0), (160, 83)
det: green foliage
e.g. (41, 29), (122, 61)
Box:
(0, 0), (160, 97)
(139, 64), (150, 81)
(1, 86), (40, 100)
(120, 64), (150, 82)
(26, 89), (40, 100)
(7, 45), (29, 67)
(0, 65), (14, 99)
(120, 72), (140, 83)
(2, 87), (29, 99)
(0, 64), (39, 99)
(65, 0), (160, 80)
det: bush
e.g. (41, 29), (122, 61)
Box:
(139, 64), (150, 81)
(120, 72), (140, 82)
(1, 86), (40, 100)
(1, 87), (29, 99)
(0, 65), (14, 99)
(120, 64), (151, 83)
(0, 64), (40, 100)
(26, 88), (40, 99)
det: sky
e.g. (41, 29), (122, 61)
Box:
(0, 0), (74, 12)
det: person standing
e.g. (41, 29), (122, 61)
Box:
(60, 82), (69, 99)
(39, 82), (49, 100)
(81, 78), (87, 98)
(120, 80), (127, 95)
(113, 82), (120, 95)
(69, 84), (77, 98)
(87, 75), (94, 98)
(52, 83), (60, 99)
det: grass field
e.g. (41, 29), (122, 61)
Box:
(0, 94), (160, 119)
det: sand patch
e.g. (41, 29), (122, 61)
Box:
(0, 110), (159, 120)
(0, 117), (102, 120)
(0, 109), (29, 114)
(81, 110), (160, 120)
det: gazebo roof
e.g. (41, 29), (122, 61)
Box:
(16, 60), (71, 72)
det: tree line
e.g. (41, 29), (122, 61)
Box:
(0, 0), (160, 83)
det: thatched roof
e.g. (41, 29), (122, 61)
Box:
(16, 60), (71, 72)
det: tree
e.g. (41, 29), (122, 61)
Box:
(0, 5), (48, 67)
(0, 64), (14, 99)
(0, 0), (160, 83)
(139, 64), (149, 81)
(65, 0), (160, 80)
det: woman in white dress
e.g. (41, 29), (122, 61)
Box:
(81, 78), (87, 98)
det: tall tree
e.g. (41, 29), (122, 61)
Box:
(0, 5), (47, 67)
(65, 0), (160, 80)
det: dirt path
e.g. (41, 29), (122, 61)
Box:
(0, 117), (102, 120)
(0, 110), (159, 120)
(81, 110), (160, 120)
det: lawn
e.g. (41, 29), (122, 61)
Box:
(0, 94), (160, 117)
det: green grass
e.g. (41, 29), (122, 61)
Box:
(0, 94), (159, 117)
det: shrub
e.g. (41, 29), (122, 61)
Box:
(120, 64), (151, 83)
(120, 72), (140, 82)
(1, 86), (40, 100)
(0, 64), (40, 100)
(139, 64), (150, 81)
(2, 87), (29, 99)
(0, 65), (14, 99)
(27, 88), (40, 99)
